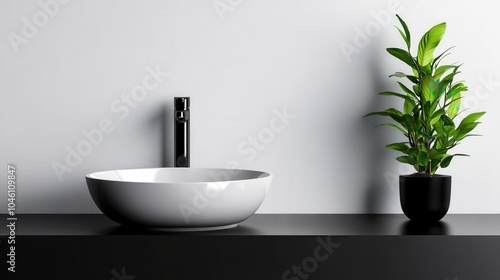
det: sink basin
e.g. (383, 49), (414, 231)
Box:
(86, 168), (272, 231)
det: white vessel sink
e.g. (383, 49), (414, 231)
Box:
(86, 168), (272, 231)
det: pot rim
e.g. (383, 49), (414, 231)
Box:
(400, 173), (451, 178)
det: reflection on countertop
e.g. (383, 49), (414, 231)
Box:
(2, 214), (500, 236)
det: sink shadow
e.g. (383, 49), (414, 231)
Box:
(103, 224), (262, 235)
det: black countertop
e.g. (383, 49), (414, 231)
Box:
(3, 214), (500, 279)
(1, 214), (500, 236)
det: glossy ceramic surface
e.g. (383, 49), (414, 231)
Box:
(86, 168), (272, 231)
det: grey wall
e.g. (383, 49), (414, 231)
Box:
(1, 0), (499, 214)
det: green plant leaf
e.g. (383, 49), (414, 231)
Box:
(433, 119), (445, 135)
(386, 142), (409, 152)
(396, 14), (411, 49)
(422, 74), (444, 103)
(365, 108), (404, 124)
(442, 66), (461, 88)
(387, 48), (416, 69)
(398, 82), (417, 98)
(402, 114), (416, 131)
(412, 85), (419, 95)
(455, 121), (479, 141)
(407, 147), (418, 156)
(396, 26), (408, 46)
(434, 65), (456, 80)
(447, 138), (457, 148)
(407, 75), (419, 84)
(440, 155), (453, 168)
(430, 108), (445, 125)
(440, 115), (455, 127)
(416, 129), (432, 141)
(417, 151), (429, 166)
(454, 153), (470, 157)
(390, 72), (419, 84)
(440, 153), (470, 168)
(417, 22), (446, 66)
(429, 149), (445, 160)
(433, 82), (446, 101)
(458, 134), (482, 140)
(365, 108), (403, 117)
(436, 138), (446, 150)
(459, 112), (486, 126)
(396, 155), (416, 165)
(404, 99), (415, 114)
(375, 123), (408, 135)
(444, 124), (456, 135)
(432, 46), (455, 68)
(447, 92), (461, 119)
(421, 74), (432, 102)
(422, 64), (432, 75)
(379, 91), (415, 103)
(390, 72), (407, 78)
(423, 101), (431, 121)
(431, 159), (440, 174)
(412, 164), (419, 172)
(448, 82), (468, 100)
(412, 68), (419, 78)
(430, 97), (440, 113)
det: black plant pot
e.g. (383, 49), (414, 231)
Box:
(399, 174), (451, 223)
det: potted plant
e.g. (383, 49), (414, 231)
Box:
(365, 15), (485, 223)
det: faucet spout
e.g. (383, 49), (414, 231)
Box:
(174, 97), (190, 167)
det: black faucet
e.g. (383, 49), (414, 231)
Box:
(174, 97), (190, 167)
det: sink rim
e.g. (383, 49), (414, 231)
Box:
(85, 167), (272, 184)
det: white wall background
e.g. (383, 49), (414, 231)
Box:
(1, 0), (499, 214)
